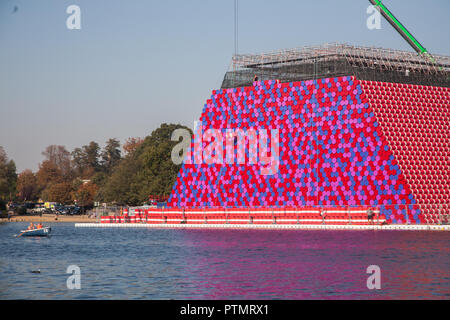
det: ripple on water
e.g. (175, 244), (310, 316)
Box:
(0, 223), (449, 299)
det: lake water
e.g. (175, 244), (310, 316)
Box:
(0, 222), (449, 299)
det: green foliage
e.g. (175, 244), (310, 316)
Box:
(0, 147), (17, 201)
(71, 141), (101, 177)
(100, 155), (141, 205)
(101, 138), (121, 172)
(4, 123), (190, 206)
(84, 141), (101, 170)
(99, 123), (191, 205)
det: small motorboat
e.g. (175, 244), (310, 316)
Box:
(19, 227), (52, 237)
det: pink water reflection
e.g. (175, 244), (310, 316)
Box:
(175, 229), (450, 299)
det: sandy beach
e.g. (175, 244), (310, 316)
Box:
(0, 213), (99, 223)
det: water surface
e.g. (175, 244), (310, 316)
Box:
(0, 222), (448, 299)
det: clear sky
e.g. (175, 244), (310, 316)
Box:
(1, 0), (449, 172)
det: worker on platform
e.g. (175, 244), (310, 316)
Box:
(367, 209), (374, 224)
(320, 209), (326, 225)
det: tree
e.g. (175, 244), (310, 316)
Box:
(37, 160), (63, 189)
(74, 182), (98, 208)
(43, 182), (73, 204)
(101, 138), (121, 172)
(42, 145), (72, 177)
(134, 124), (191, 200)
(36, 160), (65, 200)
(16, 170), (38, 201)
(71, 141), (100, 178)
(71, 147), (86, 177)
(99, 123), (191, 205)
(90, 171), (108, 202)
(100, 155), (141, 205)
(0, 146), (17, 201)
(83, 141), (100, 171)
(123, 137), (144, 155)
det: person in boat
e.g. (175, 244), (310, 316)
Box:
(27, 222), (35, 230)
(36, 223), (43, 229)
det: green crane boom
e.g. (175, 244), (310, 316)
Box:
(368, 0), (435, 63)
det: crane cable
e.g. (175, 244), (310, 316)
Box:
(234, 0), (238, 56)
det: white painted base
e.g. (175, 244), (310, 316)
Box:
(75, 223), (450, 231)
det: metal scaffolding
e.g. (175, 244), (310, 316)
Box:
(221, 43), (450, 88)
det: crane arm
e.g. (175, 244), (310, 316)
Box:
(368, 0), (434, 61)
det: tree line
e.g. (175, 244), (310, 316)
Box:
(0, 123), (191, 210)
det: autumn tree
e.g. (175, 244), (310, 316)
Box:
(73, 182), (98, 208)
(42, 182), (73, 204)
(36, 160), (63, 189)
(42, 145), (72, 178)
(16, 170), (38, 201)
(36, 160), (66, 201)
(123, 137), (144, 155)
(2, 123), (191, 206)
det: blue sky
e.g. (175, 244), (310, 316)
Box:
(1, 0), (449, 172)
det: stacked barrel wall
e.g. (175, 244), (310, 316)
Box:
(101, 77), (448, 225)
(166, 76), (449, 224)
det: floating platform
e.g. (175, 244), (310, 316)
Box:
(75, 223), (450, 231)
(100, 207), (387, 226)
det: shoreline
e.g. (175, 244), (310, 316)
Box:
(0, 213), (98, 223)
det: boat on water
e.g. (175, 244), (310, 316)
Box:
(19, 227), (51, 237)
